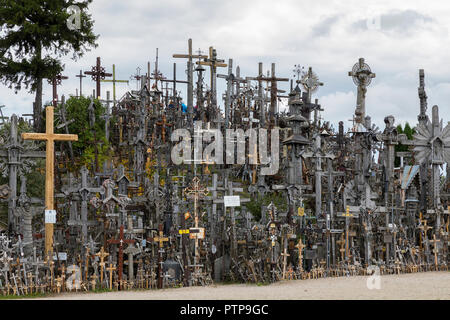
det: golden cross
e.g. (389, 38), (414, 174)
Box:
(22, 106), (78, 256)
(148, 227), (169, 248)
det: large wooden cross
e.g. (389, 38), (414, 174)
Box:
(22, 106), (78, 256)
(107, 225), (135, 282)
(197, 46), (227, 109)
(101, 64), (129, 106)
(75, 70), (86, 97)
(147, 223), (169, 289)
(84, 57), (112, 99)
(173, 38), (208, 124)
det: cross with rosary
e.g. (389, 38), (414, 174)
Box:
(22, 106), (78, 256)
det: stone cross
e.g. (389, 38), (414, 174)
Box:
(348, 58), (376, 125)
(22, 106), (78, 256)
(0, 114), (45, 231)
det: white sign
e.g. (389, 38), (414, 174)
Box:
(224, 196), (240, 207)
(45, 210), (56, 224)
(53, 252), (67, 261)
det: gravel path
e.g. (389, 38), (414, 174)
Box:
(34, 271), (449, 300)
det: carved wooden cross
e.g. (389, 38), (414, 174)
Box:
(281, 247), (290, 280)
(430, 234), (440, 269)
(107, 225), (135, 282)
(84, 57), (112, 98)
(155, 114), (173, 143)
(147, 223), (169, 289)
(22, 106), (78, 256)
(295, 239), (305, 272)
(197, 46), (227, 108)
(95, 246), (109, 285)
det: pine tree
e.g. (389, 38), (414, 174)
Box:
(0, 1), (98, 131)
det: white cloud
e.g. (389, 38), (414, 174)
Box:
(1, 0), (450, 134)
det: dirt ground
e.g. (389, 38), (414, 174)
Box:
(34, 271), (449, 300)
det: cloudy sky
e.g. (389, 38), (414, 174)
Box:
(2, 0), (450, 131)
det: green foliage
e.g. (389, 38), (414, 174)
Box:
(244, 191), (288, 221)
(395, 122), (415, 167)
(0, 0), (98, 92)
(56, 96), (112, 170)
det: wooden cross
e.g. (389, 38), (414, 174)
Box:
(22, 106), (78, 256)
(47, 73), (68, 108)
(155, 114), (173, 143)
(84, 57), (112, 99)
(197, 46), (227, 108)
(430, 234), (440, 269)
(107, 225), (135, 282)
(150, 48), (167, 90)
(336, 233), (346, 262)
(295, 239), (305, 272)
(75, 70), (86, 97)
(106, 263), (116, 290)
(173, 38), (208, 122)
(95, 246), (109, 285)
(131, 67), (143, 90)
(101, 64), (129, 106)
(281, 247), (290, 280)
(147, 223), (169, 289)
(161, 62), (189, 99)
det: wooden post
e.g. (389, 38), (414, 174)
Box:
(22, 106), (78, 257)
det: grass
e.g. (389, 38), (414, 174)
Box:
(0, 292), (48, 300)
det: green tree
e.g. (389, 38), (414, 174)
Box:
(0, 0), (98, 131)
(395, 122), (415, 167)
(55, 96), (111, 171)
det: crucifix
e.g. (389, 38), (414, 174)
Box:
(75, 70), (86, 97)
(47, 73), (68, 108)
(84, 57), (112, 99)
(348, 58), (376, 125)
(95, 246), (109, 286)
(147, 223), (169, 289)
(101, 64), (129, 106)
(21, 106), (78, 256)
(197, 46), (227, 111)
(173, 38), (208, 126)
(107, 225), (135, 283)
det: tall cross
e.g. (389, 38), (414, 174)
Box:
(348, 58), (376, 124)
(101, 64), (129, 106)
(47, 74), (68, 108)
(300, 67), (323, 103)
(84, 57), (112, 99)
(265, 63), (289, 127)
(107, 225), (135, 282)
(184, 177), (209, 274)
(95, 246), (109, 286)
(160, 63), (188, 100)
(131, 67), (142, 90)
(217, 59), (234, 128)
(197, 46), (227, 109)
(150, 48), (167, 90)
(147, 223), (169, 289)
(246, 63), (267, 127)
(21, 106), (78, 256)
(75, 70), (86, 97)
(173, 39), (208, 126)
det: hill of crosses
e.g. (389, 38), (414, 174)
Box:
(0, 39), (449, 296)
